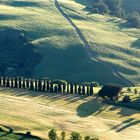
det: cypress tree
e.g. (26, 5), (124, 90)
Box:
(38, 79), (42, 91)
(67, 83), (69, 93)
(62, 83), (66, 93)
(46, 80), (50, 92)
(50, 81), (54, 93)
(42, 80), (46, 92)
(74, 83), (77, 94)
(78, 85), (81, 95)
(70, 82), (74, 94)
(14, 77), (18, 88)
(35, 79), (38, 91)
(90, 84), (94, 96)
(0, 77), (1, 86)
(26, 78), (29, 89)
(58, 83), (62, 93)
(87, 85), (90, 96)
(3, 77), (6, 87)
(18, 77), (22, 88)
(82, 85), (86, 95)
(6, 77), (10, 87)
(11, 78), (14, 88)
(22, 78), (26, 89)
(30, 79), (34, 90)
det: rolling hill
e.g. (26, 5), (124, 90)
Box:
(0, 0), (140, 86)
(0, 87), (140, 140)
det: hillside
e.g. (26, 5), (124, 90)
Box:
(0, 87), (140, 140)
(123, 0), (140, 13)
(0, 0), (140, 85)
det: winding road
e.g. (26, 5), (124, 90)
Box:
(54, 0), (133, 86)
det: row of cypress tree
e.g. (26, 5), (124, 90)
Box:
(0, 77), (94, 95)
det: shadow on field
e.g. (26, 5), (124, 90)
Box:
(77, 97), (140, 117)
(0, 14), (18, 20)
(2, 1), (41, 7)
(0, 125), (41, 140)
(111, 118), (140, 132)
(77, 98), (106, 117)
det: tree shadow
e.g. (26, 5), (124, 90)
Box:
(2, 1), (41, 8)
(111, 118), (140, 132)
(0, 14), (18, 20)
(76, 98), (107, 117)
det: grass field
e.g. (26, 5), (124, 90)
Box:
(0, 0), (139, 85)
(0, 87), (140, 140)
(59, 0), (140, 85)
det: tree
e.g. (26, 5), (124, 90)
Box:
(70, 132), (82, 140)
(123, 95), (130, 103)
(134, 88), (138, 94)
(74, 83), (78, 94)
(47, 80), (50, 92)
(6, 77), (10, 87)
(85, 136), (90, 140)
(18, 77), (22, 88)
(90, 84), (94, 96)
(62, 84), (66, 93)
(26, 78), (29, 89)
(30, 80), (34, 90)
(78, 86), (81, 95)
(3, 77), (6, 86)
(35, 79), (38, 91)
(11, 78), (14, 88)
(67, 83), (70, 93)
(82, 85), (86, 95)
(22, 78), (26, 89)
(48, 129), (57, 140)
(98, 84), (122, 100)
(14, 77), (18, 88)
(58, 83), (62, 92)
(70, 82), (74, 94)
(50, 81), (54, 93)
(61, 131), (66, 140)
(87, 86), (90, 96)
(38, 79), (42, 91)
(127, 87), (132, 94)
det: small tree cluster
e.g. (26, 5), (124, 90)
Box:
(48, 129), (99, 140)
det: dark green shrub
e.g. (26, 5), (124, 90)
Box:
(70, 132), (82, 140)
(123, 95), (130, 103)
(48, 129), (57, 140)
(61, 131), (66, 140)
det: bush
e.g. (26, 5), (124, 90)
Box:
(61, 131), (66, 140)
(98, 84), (122, 100)
(70, 132), (82, 140)
(26, 131), (31, 137)
(48, 129), (57, 140)
(123, 95), (130, 103)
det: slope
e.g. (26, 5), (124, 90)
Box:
(0, 0), (139, 85)
(58, 0), (140, 85)
(123, 0), (140, 13)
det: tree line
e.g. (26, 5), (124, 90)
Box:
(86, 0), (140, 28)
(0, 77), (94, 96)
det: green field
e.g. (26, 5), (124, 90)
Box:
(0, 87), (140, 140)
(0, 0), (140, 85)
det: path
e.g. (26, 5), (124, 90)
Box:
(54, 0), (133, 86)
